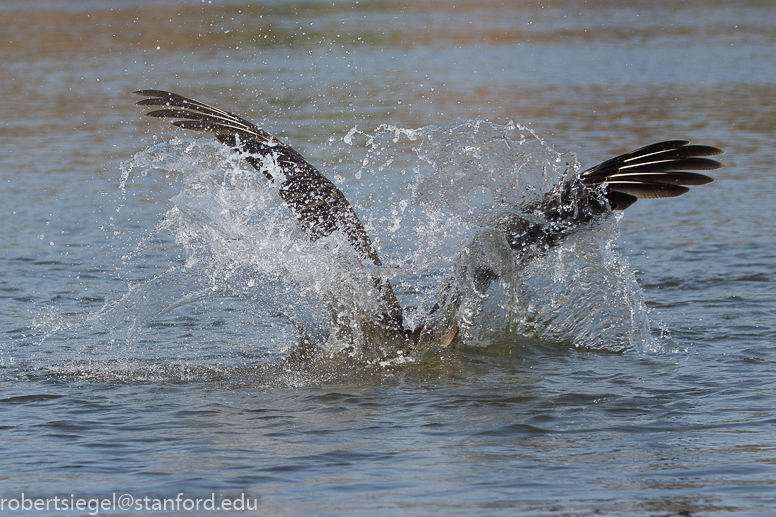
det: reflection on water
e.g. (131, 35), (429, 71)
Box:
(1, 0), (776, 515)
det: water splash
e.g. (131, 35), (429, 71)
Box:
(86, 120), (656, 373)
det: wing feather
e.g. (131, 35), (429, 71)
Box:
(134, 90), (404, 330)
(580, 140), (722, 206)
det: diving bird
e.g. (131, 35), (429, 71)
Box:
(133, 90), (723, 351)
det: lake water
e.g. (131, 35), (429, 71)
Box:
(2, 0), (776, 515)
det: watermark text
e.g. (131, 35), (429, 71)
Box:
(0, 493), (258, 514)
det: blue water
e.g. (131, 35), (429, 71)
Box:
(2, 1), (776, 515)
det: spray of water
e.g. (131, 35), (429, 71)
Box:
(87, 119), (653, 372)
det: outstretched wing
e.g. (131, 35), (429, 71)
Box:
(134, 90), (382, 262)
(133, 90), (403, 330)
(498, 140), (723, 255)
(580, 140), (723, 210)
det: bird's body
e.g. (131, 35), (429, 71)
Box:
(133, 90), (723, 357)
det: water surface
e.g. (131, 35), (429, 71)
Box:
(1, 1), (775, 515)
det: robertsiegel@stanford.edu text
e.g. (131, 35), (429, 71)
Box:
(1, 492), (258, 514)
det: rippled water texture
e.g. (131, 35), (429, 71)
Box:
(1, 1), (775, 515)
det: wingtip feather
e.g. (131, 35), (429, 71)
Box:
(582, 140), (723, 209)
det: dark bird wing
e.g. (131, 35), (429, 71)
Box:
(133, 90), (403, 330)
(498, 140), (723, 255)
(580, 140), (723, 210)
